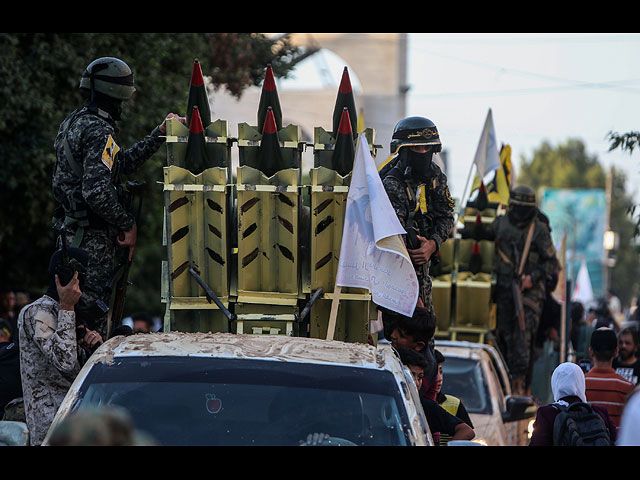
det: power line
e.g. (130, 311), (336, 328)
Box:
(410, 41), (640, 96)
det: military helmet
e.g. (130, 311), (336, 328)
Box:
(79, 57), (135, 100)
(390, 116), (442, 155)
(509, 185), (536, 206)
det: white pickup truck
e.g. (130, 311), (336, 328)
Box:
(436, 340), (538, 446)
(39, 332), (436, 446)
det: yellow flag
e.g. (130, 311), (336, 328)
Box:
(470, 144), (512, 206)
(357, 107), (365, 133)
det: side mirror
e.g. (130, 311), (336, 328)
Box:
(0, 421), (29, 446)
(502, 396), (537, 423)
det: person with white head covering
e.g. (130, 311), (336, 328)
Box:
(529, 362), (617, 446)
(551, 361), (587, 405)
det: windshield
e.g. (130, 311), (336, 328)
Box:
(441, 356), (492, 415)
(71, 356), (414, 446)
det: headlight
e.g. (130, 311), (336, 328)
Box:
(527, 419), (535, 439)
(471, 438), (488, 446)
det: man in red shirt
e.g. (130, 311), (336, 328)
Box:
(585, 327), (635, 427)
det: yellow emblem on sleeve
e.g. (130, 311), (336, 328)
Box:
(101, 135), (120, 171)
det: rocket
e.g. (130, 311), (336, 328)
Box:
(184, 105), (210, 174)
(186, 59), (211, 129)
(332, 67), (357, 138)
(255, 106), (284, 177)
(476, 180), (488, 212)
(331, 107), (355, 176)
(469, 241), (483, 275)
(257, 64), (282, 133)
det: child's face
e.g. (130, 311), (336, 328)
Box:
(408, 365), (424, 390)
(391, 328), (420, 350)
(435, 363), (443, 393)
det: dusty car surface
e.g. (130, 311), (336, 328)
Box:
(435, 340), (537, 446)
(42, 332), (434, 446)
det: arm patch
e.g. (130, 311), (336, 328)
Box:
(101, 135), (120, 171)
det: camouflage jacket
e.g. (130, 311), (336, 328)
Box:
(489, 214), (559, 296)
(382, 162), (455, 253)
(18, 295), (81, 445)
(52, 107), (164, 234)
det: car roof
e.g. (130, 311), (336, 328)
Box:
(435, 340), (494, 358)
(91, 331), (395, 371)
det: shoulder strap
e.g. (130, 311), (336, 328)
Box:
(58, 108), (91, 179)
(517, 221), (536, 276)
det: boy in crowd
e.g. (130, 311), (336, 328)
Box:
(396, 347), (475, 445)
(433, 349), (474, 445)
(585, 327), (635, 427)
(386, 305), (438, 400)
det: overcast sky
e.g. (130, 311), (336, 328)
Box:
(405, 33), (640, 204)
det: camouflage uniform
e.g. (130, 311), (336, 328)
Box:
(488, 213), (559, 386)
(383, 163), (455, 313)
(52, 106), (164, 338)
(17, 295), (81, 446)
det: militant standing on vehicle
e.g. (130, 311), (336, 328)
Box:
(380, 116), (455, 316)
(486, 185), (559, 396)
(380, 116), (455, 401)
(52, 57), (184, 338)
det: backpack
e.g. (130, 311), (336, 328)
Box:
(552, 402), (612, 446)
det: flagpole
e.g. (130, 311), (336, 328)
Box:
(326, 285), (342, 341)
(327, 132), (365, 341)
(453, 161), (477, 236)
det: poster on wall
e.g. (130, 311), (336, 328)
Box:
(539, 188), (606, 300)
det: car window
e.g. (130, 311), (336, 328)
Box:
(441, 356), (492, 415)
(71, 356), (414, 446)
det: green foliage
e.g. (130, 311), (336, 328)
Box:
(518, 138), (639, 305)
(607, 129), (640, 240)
(608, 130), (640, 155)
(518, 138), (605, 190)
(0, 33), (301, 318)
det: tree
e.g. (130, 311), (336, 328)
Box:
(518, 138), (639, 306)
(0, 33), (302, 318)
(608, 129), (640, 239)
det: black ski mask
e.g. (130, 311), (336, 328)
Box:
(400, 147), (433, 180)
(508, 204), (537, 227)
(85, 90), (123, 122)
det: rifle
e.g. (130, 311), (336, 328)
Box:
(106, 181), (145, 339)
(497, 222), (535, 332)
(406, 209), (440, 266)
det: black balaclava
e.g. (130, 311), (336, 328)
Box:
(508, 204), (537, 227)
(85, 90), (123, 122)
(399, 147), (433, 180)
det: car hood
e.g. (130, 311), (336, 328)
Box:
(469, 413), (506, 446)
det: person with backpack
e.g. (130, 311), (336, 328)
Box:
(529, 362), (616, 446)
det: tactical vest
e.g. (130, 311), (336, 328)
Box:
(379, 155), (439, 236)
(53, 107), (119, 246)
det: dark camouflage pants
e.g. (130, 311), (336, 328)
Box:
(418, 265), (434, 315)
(63, 227), (118, 339)
(495, 289), (542, 384)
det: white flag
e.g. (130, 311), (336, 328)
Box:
(336, 133), (419, 317)
(572, 259), (594, 305)
(473, 108), (501, 178)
